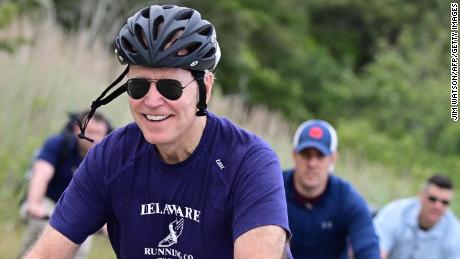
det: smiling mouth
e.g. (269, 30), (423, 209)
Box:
(144, 114), (171, 122)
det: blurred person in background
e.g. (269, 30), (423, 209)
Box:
(283, 119), (380, 259)
(19, 110), (111, 258)
(373, 174), (460, 259)
(25, 4), (291, 259)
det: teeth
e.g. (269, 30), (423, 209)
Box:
(146, 115), (168, 121)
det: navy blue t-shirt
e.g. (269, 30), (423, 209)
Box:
(37, 135), (82, 203)
(51, 113), (290, 258)
(283, 170), (380, 259)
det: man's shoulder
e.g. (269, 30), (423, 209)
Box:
(42, 134), (67, 147)
(210, 113), (260, 142)
(327, 174), (358, 197)
(38, 134), (76, 161)
(328, 174), (349, 186)
(377, 197), (417, 219)
(383, 197), (416, 209)
(208, 113), (273, 155)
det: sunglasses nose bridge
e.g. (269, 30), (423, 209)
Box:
(142, 81), (168, 104)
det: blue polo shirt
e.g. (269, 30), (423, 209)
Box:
(50, 113), (291, 258)
(37, 134), (82, 203)
(283, 170), (380, 259)
(373, 197), (460, 259)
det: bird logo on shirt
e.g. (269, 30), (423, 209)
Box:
(158, 218), (184, 247)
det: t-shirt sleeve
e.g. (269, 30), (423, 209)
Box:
(49, 144), (108, 244)
(344, 188), (380, 259)
(231, 146), (291, 241)
(373, 202), (398, 254)
(36, 136), (62, 166)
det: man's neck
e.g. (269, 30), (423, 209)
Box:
(156, 116), (207, 164)
(418, 214), (435, 231)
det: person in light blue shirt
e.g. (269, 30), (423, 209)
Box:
(373, 174), (460, 259)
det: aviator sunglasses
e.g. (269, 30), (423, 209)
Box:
(427, 195), (450, 206)
(126, 78), (195, 100)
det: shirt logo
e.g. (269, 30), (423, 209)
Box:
(158, 218), (184, 248)
(216, 159), (225, 170)
(321, 221), (333, 230)
(141, 202), (198, 258)
(309, 127), (324, 139)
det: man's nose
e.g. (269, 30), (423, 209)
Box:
(143, 83), (166, 106)
(306, 157), (319, 167)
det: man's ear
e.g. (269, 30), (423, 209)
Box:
(204, 71), (214, 104)
(331, 152), (338, 164)
(73, 123), (80, 135)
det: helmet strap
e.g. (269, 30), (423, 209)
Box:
(76, 66), (129, 142)
(190, 70), (207, 116)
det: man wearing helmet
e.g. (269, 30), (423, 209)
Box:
(25, 5), (291, 259)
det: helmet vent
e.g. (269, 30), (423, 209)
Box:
(175, 9), (194, 21)
(197, 25), (213, 36)
(203, 47), (215, 58)
(179, 42), (202, 56)
(134, 24), (148, 50)
(121, 37), (137, 54)
(161, 27), (184, 51)
(152, 16), (165, 40)
(140, 7), (150, 19)
(162, 5), (174, 10)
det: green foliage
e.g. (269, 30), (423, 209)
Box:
(0, 0), (41, 53)
(0, 1), (19, 52)
(0, 1), (18, 28)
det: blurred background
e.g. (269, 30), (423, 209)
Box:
(0, 0), (457, 258)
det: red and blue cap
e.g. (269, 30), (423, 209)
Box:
(292, 119), (338, 156)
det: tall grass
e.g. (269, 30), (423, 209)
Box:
(0, 18), (453, 258)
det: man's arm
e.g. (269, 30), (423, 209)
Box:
(234, 225), (288, 259)
(345, 191), (380, 259)
(26, 160), (55, 218)
(23, 224), (79, 259)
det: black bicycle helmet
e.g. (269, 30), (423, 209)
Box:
(76, 5), (220, 142)
(115, 5), (221, 71)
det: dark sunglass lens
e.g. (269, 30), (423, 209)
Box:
(156, 79), (183, 100)
(428, 195), (450, 206)
(428, 196), (437, 202)
(127, 79), (150, 99)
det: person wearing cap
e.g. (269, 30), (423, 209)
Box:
(25, 4), (291, 259)
(283, 119), (380, 259)
(373, 174), (460, 259)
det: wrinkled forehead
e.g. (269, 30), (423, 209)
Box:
(128, 65), (190, 78)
